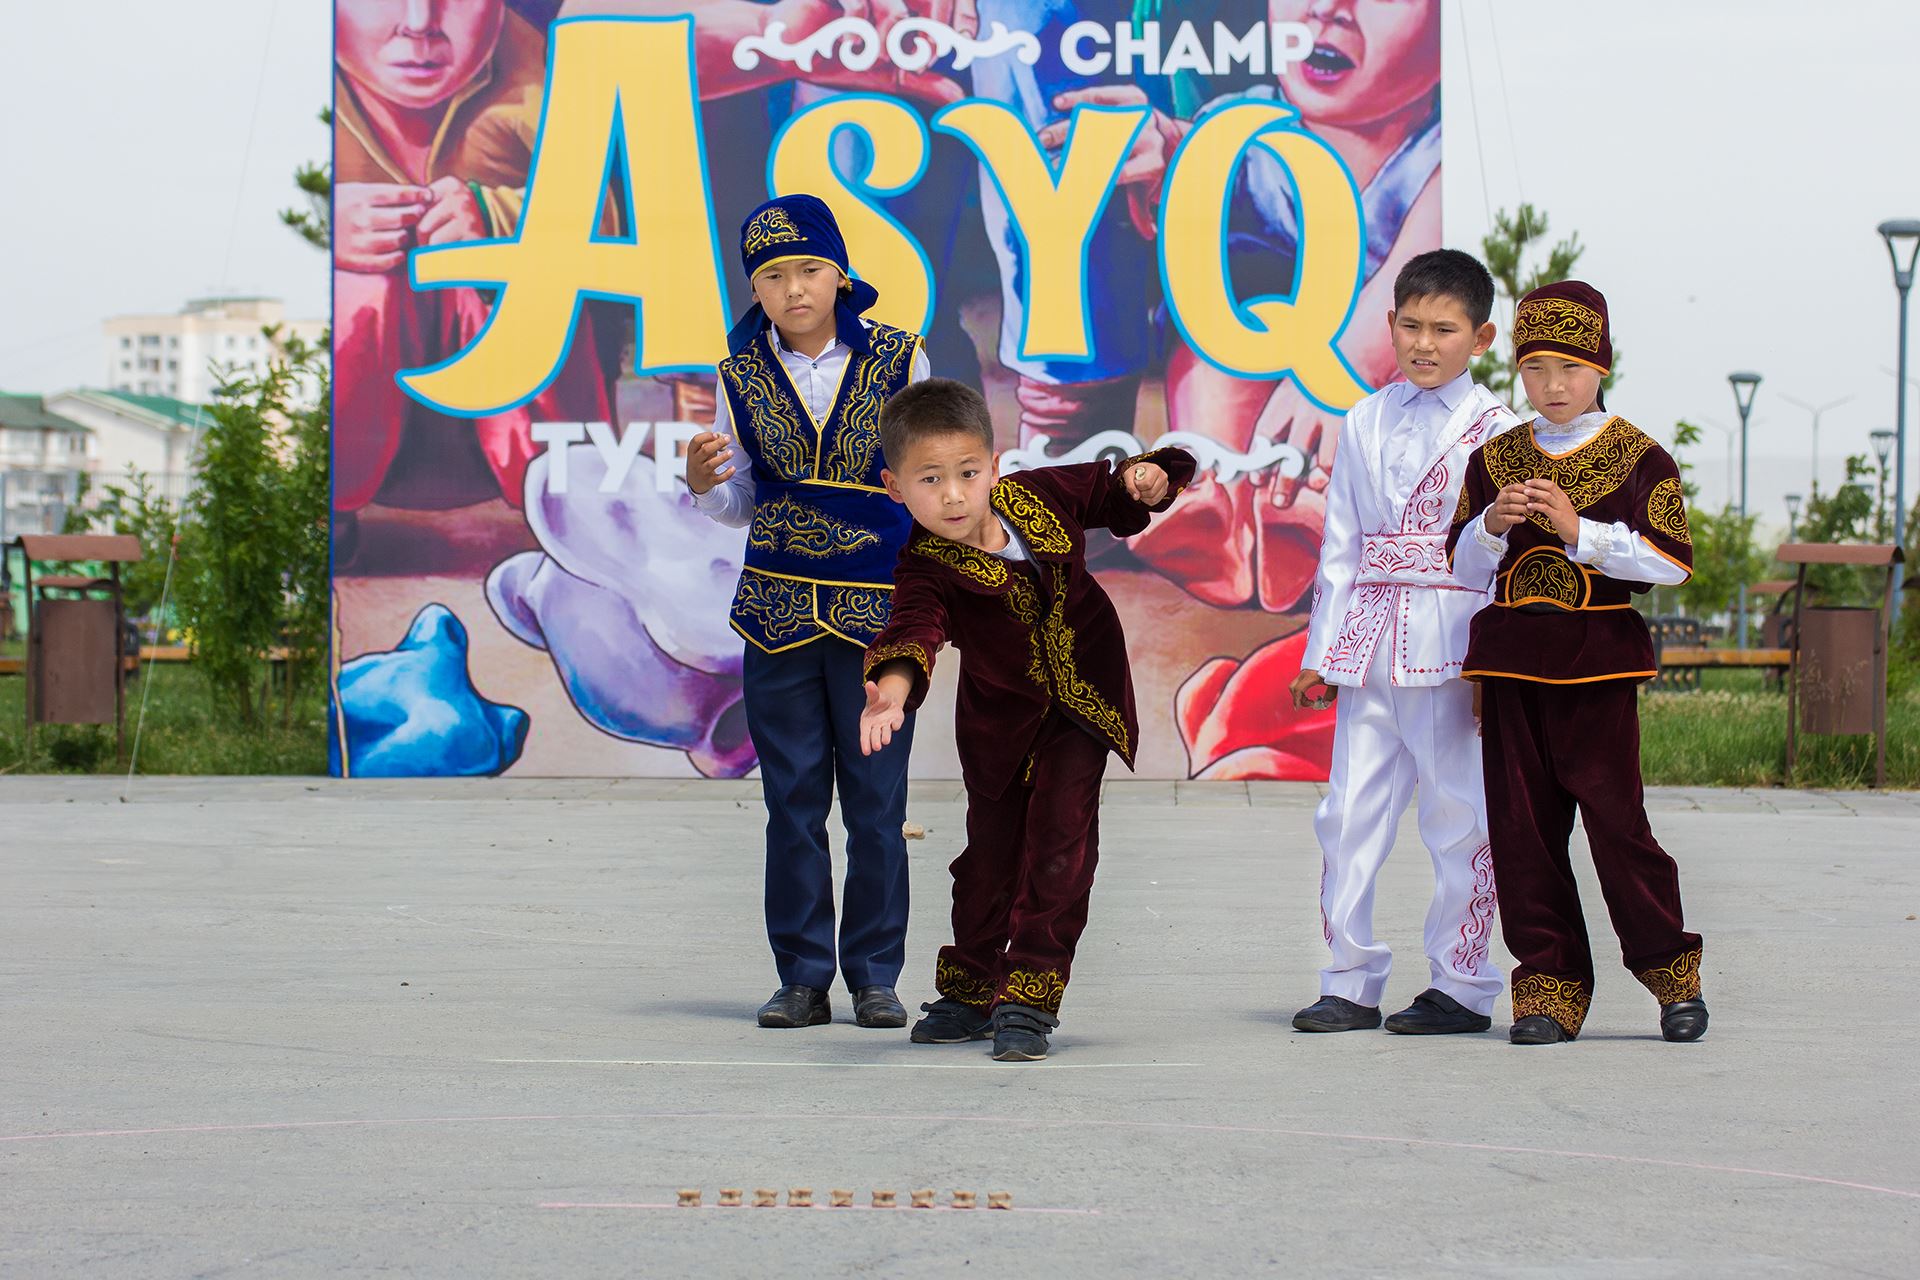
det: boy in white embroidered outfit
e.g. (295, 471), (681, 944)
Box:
(1286, 249), (1520, 1034)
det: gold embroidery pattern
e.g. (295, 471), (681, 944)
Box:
(1002, 967), (1066, 1015)
(1513, 296), (1604, 354)
(742, 205), (805, 257)
(822, 325), (916, 484)
(936, 957), (997, 1009)
(1511, 972), (1591, 1036)
(992, 479), (1073, 554)
(1483, 418), (1655, 534)
(1043, 564), (1130, 756)
(1453, 483), (1475, 526)
(748, 496), (881, 560)
(1647, 477), (1691, 546)
(732, 573), (816, 645)
(720, 342), (810, 481)
(1635, 948), (1702, 1003)
(1503, 546), (1589, 610)
(1002, 572), (1047, 689)
(908, 531), (1008, 588)
(867, 640), (931, 678)
(823, 586), (891, 638)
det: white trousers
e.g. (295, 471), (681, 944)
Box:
(1312, 652), (1501, 1014)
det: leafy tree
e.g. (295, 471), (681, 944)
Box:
(1470, 204), (1619, 411)
(1665, 418), (1765, 632)
(72, 469), (182, 621)
(280, 107), (333, 251)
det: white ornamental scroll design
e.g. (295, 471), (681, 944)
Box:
(732, 18), (1040, 75)
(999, 430), (1307, 486)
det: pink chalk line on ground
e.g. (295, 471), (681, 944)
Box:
(2, 1110), (1913, 1204)
(539, 1203), (1098, 1216)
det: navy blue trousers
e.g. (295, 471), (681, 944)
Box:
(742, 638), (914, 992)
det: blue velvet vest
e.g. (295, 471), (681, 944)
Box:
(718, 322), (920, 652)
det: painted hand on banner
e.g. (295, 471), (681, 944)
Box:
(334, 182), (429, 274)
(416, 176), (489, 247)
(1037, 86), (1187, 239)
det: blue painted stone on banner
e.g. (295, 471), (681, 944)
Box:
(331, 604), (528, 777)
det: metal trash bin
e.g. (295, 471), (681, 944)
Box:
(1796, 606), (1879, 735)
(1778, 542), (1905, 787)
(9, 534), (144, 762)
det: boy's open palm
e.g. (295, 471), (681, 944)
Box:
(859, 680), (906, 756)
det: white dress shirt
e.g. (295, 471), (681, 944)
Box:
(1453, 411), (1689, 588)
(692, 323), (931, 528)
(1382, 370), (1472, 509)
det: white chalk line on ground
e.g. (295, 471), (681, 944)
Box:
(486, 1058), (1200, 1071)
(540, 1202), (1099, 1216)
(2, 1111), (1914, 1203)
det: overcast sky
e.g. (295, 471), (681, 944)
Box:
(1, 0), (1914, 534)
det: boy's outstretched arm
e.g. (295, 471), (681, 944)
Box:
(861, 560), (950, 738)
(1006, 448), (1196, 539)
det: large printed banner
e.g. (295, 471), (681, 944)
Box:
(329, 0), (1442, 780)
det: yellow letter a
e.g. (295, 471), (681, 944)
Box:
(400, 18), (728, 416)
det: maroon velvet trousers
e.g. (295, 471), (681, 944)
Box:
(932, 712), (1109, 1018)
(1480, 677), (1703, 1036)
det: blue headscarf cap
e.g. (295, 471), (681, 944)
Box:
(725, 194), (880, 356)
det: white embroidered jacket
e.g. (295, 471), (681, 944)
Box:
(1302, 379), (1521, 687)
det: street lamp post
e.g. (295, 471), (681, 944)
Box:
(1728, 371), (1763, 648)
(1785, 492), (1803, 540)
(1871, 428), (1896, 541)
(1781, 394), (1853, 497)
(1877, 218), (1920, 621)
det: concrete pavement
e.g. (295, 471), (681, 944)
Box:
(3, 778), (1917, 1277)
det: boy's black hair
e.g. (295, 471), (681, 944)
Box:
(879, 376), (995, 468)
(1393, 249), (1495, 327)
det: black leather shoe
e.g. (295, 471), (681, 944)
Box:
(756, 984), (830, 1028)
(1509, 1014), (1573, 1044)
(1384, 988), (1493, 1035)
(990, 1004), (1058, 1061)
(1660, 998), (1709, 1042)
(910, 998), (992, 1043)
(853, 985), (908, 1029)
(1291, 995), (1382, 1033)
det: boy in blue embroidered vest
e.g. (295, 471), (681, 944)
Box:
(1287, 250), (1520, 1036)
(687, 194), (930, 1031)
(857, 379), (1194, 1061)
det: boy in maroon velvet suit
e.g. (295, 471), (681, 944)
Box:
(858, 378), (1194, 1061)
(1446, 281), (1708, 1047)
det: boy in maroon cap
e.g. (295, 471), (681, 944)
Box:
(1445, 281), (1708, 1046)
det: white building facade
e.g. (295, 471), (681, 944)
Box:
(0, 394), (93, 538)
(104, 296), (325, 406)
(44, 390), (203, 506)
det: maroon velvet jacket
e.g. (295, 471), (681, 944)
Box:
(864, 449), (1195, 799)
(1444, 416), (1694, 683)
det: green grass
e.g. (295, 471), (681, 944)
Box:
(1639, 670), (1920, 789)
(0, 663), (327, 776)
